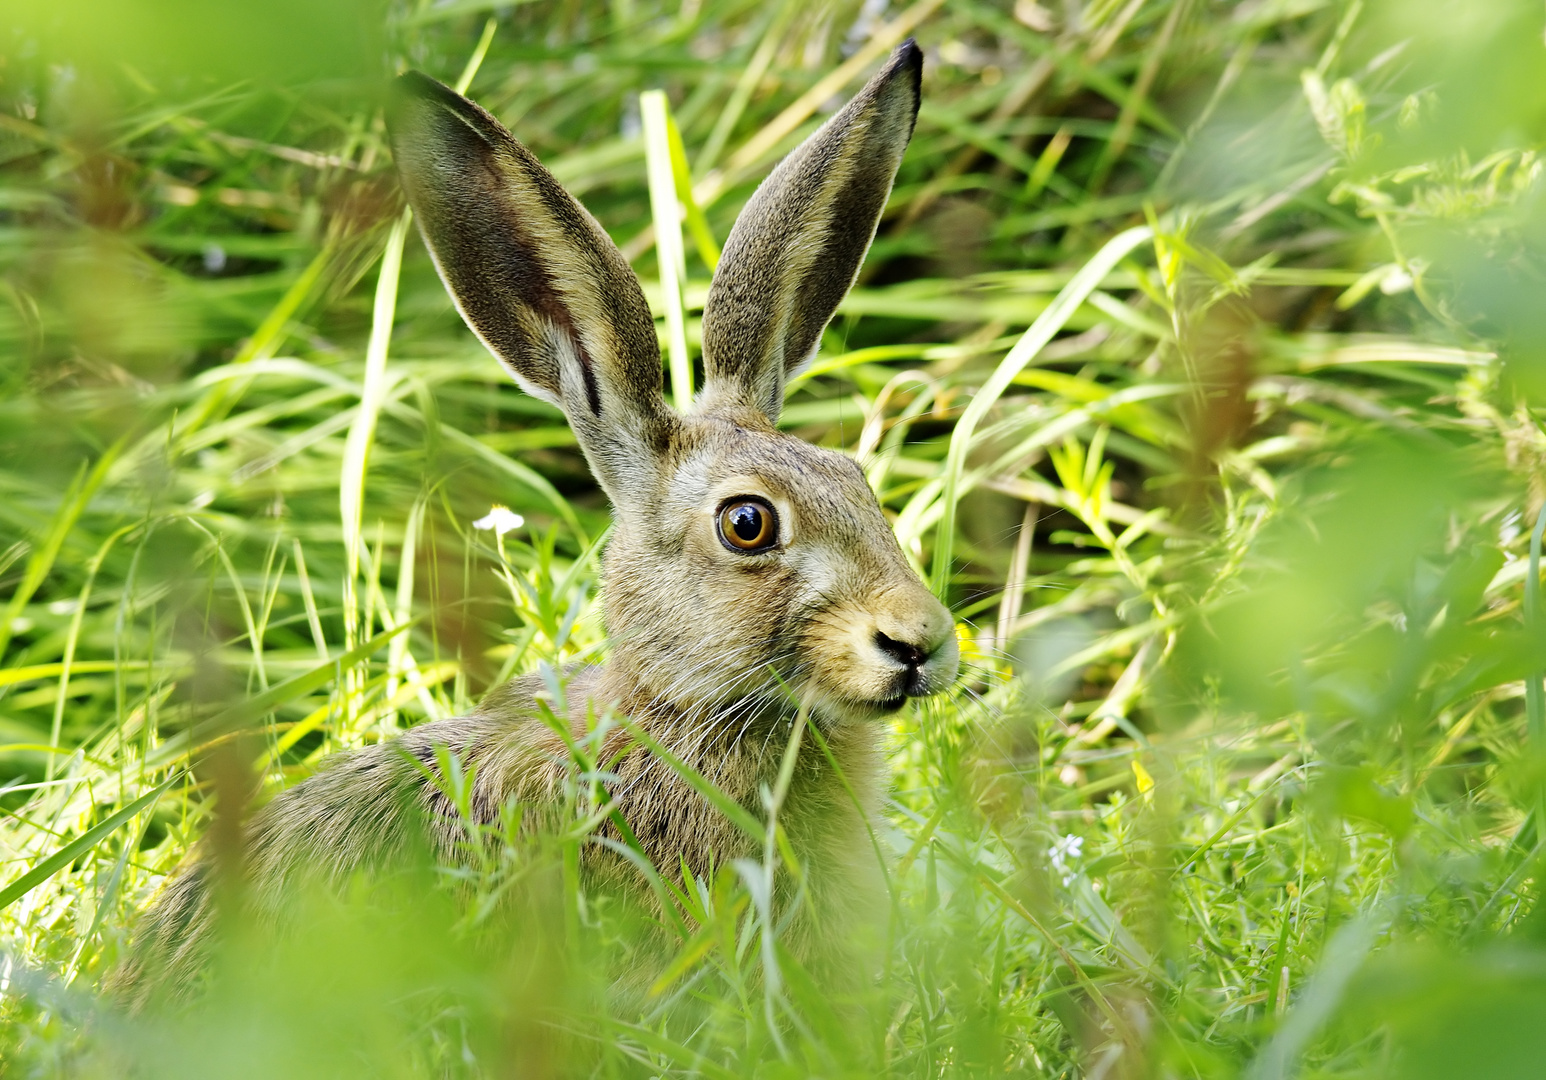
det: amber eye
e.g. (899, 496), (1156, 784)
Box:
(717, 498), (778, 553)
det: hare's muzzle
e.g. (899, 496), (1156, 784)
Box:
(870, 604), (959, 707)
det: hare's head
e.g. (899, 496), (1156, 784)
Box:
(390, 41), (957, 726)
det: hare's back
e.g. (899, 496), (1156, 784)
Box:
(250, 672), (568, 883)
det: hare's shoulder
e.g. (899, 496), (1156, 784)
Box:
(403, 672), (556, 761)
(408, 665), (610, 814)
(249, 671), (578, 854)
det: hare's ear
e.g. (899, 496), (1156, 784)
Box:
(388, 72), (675, 498)
(699, 40), (922, 425)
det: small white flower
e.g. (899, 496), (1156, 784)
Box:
(473, 506), (525, 536)
(1500, 509), (1522, 555)
(1379, 266), (1414, 295)
(1048, 833), (1084, 886)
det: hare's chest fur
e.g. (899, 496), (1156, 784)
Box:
(453, 669), (887, 924)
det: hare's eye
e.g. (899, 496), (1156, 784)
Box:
(718, 498), (778, 553)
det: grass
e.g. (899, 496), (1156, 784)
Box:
(4, 0), (1546, 1075)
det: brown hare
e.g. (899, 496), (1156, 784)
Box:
(117, 39), (956, 1004)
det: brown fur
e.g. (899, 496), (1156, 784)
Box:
(114, 40), (954, 1008)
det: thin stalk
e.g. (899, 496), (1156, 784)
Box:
(695, 7), (789, 175)
(171, 244), (334, 447)
(694, 0), (945, 207)
(994, 502), (1036, 659)
(455, 18), (498, 94)
(48, 525), (136, 782)
(339, 17), (495, 672)
(340, 208), (411, 659)
(930, 226), (1152, 596)
(642, 89), (694, 409)
(1527, 503), (1546, 745)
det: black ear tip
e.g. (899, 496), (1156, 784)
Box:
(392, 70), (454, 108)
(388, 71), (438, 132)
(388, 70), (493, 148)
(887, 38), (924, 98)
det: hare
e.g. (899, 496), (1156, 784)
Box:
(116, 39), (956, 1005)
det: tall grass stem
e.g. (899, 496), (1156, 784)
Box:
(930, 226), (1152, 595)
(642, 90), (694, 410)
(1528, 503), (1546, 745)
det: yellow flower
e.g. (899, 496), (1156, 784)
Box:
(955, 622), (983, 667)
(1132, 759), (1155, 800)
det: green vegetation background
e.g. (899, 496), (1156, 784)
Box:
(3, 0), (1546, 1075)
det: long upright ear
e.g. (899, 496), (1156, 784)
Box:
(698, 40), (922, 425)
(388, 72), (676, 499)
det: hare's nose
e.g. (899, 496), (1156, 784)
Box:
(874, 630), (929, 670)
(873, 592), (959, 694)
(875, 626), (954, 695)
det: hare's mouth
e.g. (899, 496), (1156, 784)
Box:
(797, 672), (913, 721)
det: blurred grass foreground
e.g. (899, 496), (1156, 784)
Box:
(4, 0), (1546, 1076)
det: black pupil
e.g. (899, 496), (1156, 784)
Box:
(730, 504), (764, 543)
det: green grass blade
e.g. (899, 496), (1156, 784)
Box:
(147, 619), (418, 767)
(641, 89), (694, 410)
(1527, 502), (1545, 744)
(0, 779), (174, 912)
(453, 17), (498, 94)
(0, 440), (122, 663)
(616, 717), (766, 844)
(930, 225), (1153, 595)
(340, 208), (412, 651)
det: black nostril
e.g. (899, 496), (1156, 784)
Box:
(875, 630), (928, 670)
